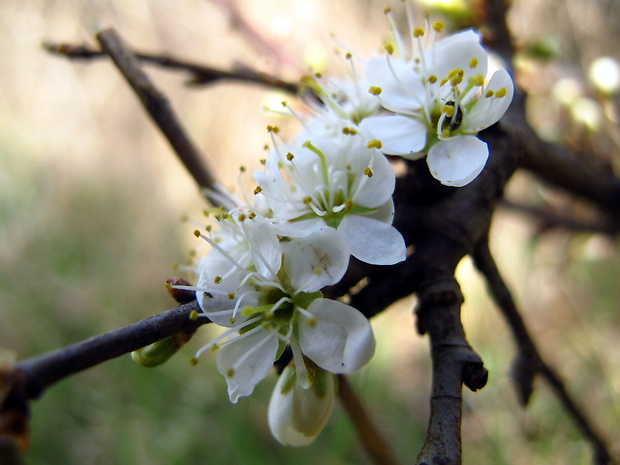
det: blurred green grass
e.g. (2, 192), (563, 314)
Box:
(1, 0), (620, 464)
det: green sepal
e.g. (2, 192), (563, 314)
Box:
(293, 290), (322, 309)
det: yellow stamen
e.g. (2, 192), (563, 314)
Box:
(432, 21), (445, 33)
(367, 139), (383, 149)
(495, 87), (507, 98)
(364, 167), (374, 177)
(368, 86), (382, 95)
(254, 186), (262, 195)
(469, 58), (478, 68)
(413, 28), (425, 38)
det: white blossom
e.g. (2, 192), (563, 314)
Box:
(359, 18), (514, 186)
(254, 132), (406, 265)
(181, 214), (375, 403)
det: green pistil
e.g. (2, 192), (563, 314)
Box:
(302, 141), (330, 186)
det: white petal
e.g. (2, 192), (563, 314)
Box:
(463, 68), (514, 132)
(350, 149), (395, 208)
(216, 328), (279, 403)
(338, 215), (406, 265)
(427, 136), (489, 187)
(269, 218), (324, 238)
(366, 199), (395, 224)
(241, 215), (282, 279)
(298, 299), (376, 373)
(365, 57), (425, 113)
(196, 258), (255, 327)
(426, 30), (488, 83)
(360, 115), (427, 158)
(268, 366), (336, 446)
(284, 228), (350, 292)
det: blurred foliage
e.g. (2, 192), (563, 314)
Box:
(1, 0), (619, 464)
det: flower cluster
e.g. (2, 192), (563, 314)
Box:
(175, 5), (513, 447)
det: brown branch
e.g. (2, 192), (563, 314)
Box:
(471, 239), (617, 465)
(94, 28), (226, 200)
(15, 300), (204, 400)
(337, 375), (399, 465)
(500, 199), (620, 235)
(481, 0), (515, 72)
(43, 41), (300, 93)
(414, 278), (488, 465)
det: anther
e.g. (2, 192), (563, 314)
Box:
(190, 357), (198, 366)
(193, 229), (201, 238)
(469, 58), (478, 68)
(254, 186), (263, 195)
(495, 87), (507, 98)
(226, 368), (235, 378)
(227, 292), (235, 299)
(364, 167), (374, 177)
(286, 152), (295, 161)
(427, 75), (438, 84)
(367, 139), (383, 149)
(248, 212), (257, 219)
(266, 125), (280, 133)
(432, 21), (445, 33)
(413, 28), (425, 38)
(189, 310), (200, 321)
(368, 86), (382, 95)
(239, 165), (246, 173)
(441, 105), (456, 117)
(485, 90), (495, 98)
(384, 43), (394, 55)
(259, 158), (266, 165)
(214, 276), (222, 284)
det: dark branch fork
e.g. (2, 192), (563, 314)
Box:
(3, 1), (620, 462)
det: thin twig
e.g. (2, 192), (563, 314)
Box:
(472, 239), (617, 465)
(16, 300), (204, 400)
(337, 375), (399, 465)
(94, 28), (227, 203)
(43, 42), (300, 93)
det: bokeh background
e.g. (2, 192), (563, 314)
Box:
(1, 0), (619, 464)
